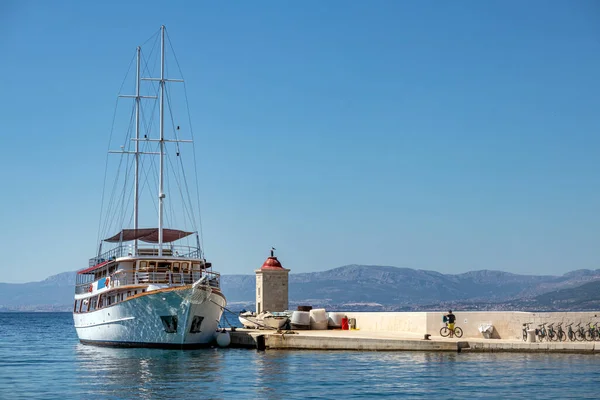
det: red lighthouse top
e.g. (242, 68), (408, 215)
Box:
(261, 247), (284, 270)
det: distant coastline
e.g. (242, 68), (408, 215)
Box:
(2, 265), (600, 312)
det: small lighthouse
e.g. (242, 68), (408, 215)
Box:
(255, 248), (290, 313)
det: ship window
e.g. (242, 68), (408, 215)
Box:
(73, 300), (78, 313)
(148, 262), (156, 271)
(127, 291), (131, 297)
(192, 262), (200, 271)
(173, 262), (180, 272)
(98, 295), (103, 308)
(160, 316), (178, 333)
(158, 262), (170, 270)
(182, 262), (189, 272)
(139, 261), (147, 271)
(134, 291), (137, 295)
(190, 316), (204, 333)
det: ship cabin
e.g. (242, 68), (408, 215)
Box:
(73, 228), (220, 314)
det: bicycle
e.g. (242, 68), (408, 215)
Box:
(555, 323), (567, 342)
(575, 322), (586, 341)
(585, 322), (598, 341)
(440, 323), (463, 338)
(522, 322), (533, 341)
(536, 323), (547, 342)
(546, 323), (557, 341)
(566, 323), (576, 341)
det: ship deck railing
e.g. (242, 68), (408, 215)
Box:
(74, 269), (220, 295)
(88, 245), (202, 267)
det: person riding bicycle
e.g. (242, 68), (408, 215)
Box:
(445, 310), (456, 337)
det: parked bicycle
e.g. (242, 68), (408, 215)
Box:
(546, 323), (558, 341)
(555, 323), (566, 342)
(536, 323), (547, 342)
(566, 323), (577, 341)
(440, 324), (463, 338)
(575, 322), (586, 341)
(585, 322), (599, 341)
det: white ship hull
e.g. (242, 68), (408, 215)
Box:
(73, 285), (225, 348)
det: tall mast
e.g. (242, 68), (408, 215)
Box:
(158, 25), (165, 256)
(134, 46), (141, 256)
(115, 47), (157, 250)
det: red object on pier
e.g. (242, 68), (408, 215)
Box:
(341, 317), (349, 330)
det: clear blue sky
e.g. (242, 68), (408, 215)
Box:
(2, 1), (599, 283)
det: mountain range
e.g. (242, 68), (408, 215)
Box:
(2, 265), (600, 312)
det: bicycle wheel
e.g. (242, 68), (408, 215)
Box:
(548, 331), (557, 341)
(557, 330), (566, 342)
(575, 330), (585, 341)
(585, 330), (593, 341)
(453, 327), (463, 338)
(568, 331), (575, 341)
(440, 327), (450, 337)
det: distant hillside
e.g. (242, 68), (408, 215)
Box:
(1, 266), (599, 312)
(0, 272), (76, 311)
(289, 266), (564, 306)
(520, 280), (600, 311)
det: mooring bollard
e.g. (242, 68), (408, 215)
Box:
(256, 335), (266, 351)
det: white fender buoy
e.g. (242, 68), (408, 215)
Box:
(215, 329), (231, 348)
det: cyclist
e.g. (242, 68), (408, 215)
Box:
(445, 310), (456, 338)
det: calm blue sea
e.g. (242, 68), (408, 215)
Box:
(1, 313), (599, 399)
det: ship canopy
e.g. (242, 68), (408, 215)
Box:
(104, 228), (194, 243)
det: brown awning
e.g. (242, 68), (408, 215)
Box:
(104, 228), (194, 243)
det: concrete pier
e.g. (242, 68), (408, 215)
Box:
(229, 328), (600, 353)
(228, 310), (600, 354)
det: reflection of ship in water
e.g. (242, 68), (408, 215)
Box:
(75, 344), (223, 395)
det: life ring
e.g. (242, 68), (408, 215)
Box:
(88, 284), (93, 293)
(105, 277), (110, 287)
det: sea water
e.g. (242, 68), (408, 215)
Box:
(1, 313), (599, 399)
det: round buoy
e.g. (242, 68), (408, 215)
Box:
(215, 330), (231, 348)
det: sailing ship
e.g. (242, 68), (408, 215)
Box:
(73, 26), (226, 348)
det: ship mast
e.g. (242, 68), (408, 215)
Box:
(158, 25), (166, 256)
(115, 45), (156, 256)
(134, 46), (141, 256)
(113, 25), (187, 255)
